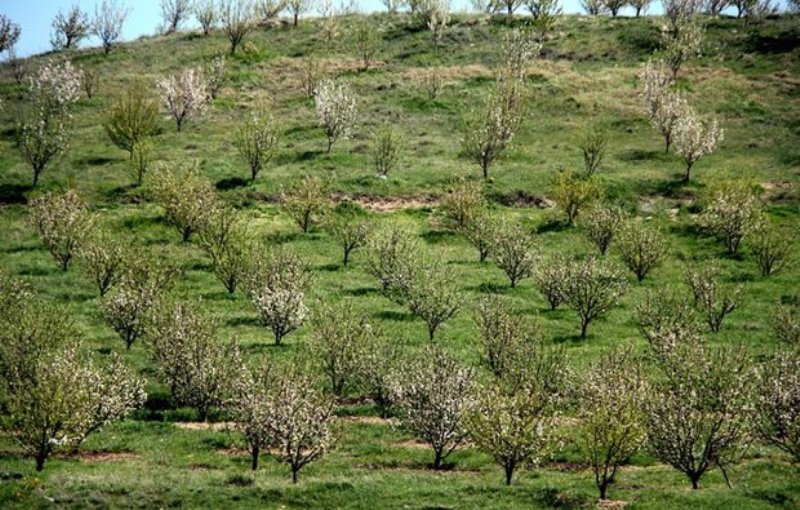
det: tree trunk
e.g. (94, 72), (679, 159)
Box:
(251, 446), (259, 471)
(292, 466), (299, 483)
(433, 448), (443, 470)
(326, 138), (333, 153)
(428, 325), (436, 341)
(581, 318), (589, 338)
(293, 13), (299, 27)
(691, 474), (700, 489)
(599, 479), (608, 499)
(343, 248), (351, 267)
(682, 162), (693, 184)
(504, 462), (515, 485)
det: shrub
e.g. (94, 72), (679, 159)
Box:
(491, 220), (536, 288)
(578, 347), (647, 499)
(354, 21), (380, 71)
(146, 300), (238, 420)
(157, 67), (209, 132)
(616, 219), (668, 282)
(300, 57), (322, 97)
(129, 138), (154, 186)
(772, 301), (799, 346)
(310, 300), (374, 396)
(583, 202), (626, 256)
(549, 170), (602, 226)
(357, 335), (402, 418)
(81, 66), (100, 99)
(77, 230), (127, 296)
(51, 5), (90, 50)
(700, 181), (762, 255)
(198, 205), (253, 294)
(437, 179), (486, 231)
(562, 257), (628, 338)
(462, 209), (496, 263)
(104, 82), (160, 158)
(637, 289), (700, 358)
(577, 121), (607, 177)
(423, 67), (444, 99)
(205, 55), (227, 99)
(372, 124), (402, 177)
(672, 105), (723, 183)
(393, 348), (475, 469)
(92, 0), (128, 54)
(417, 0), (450, 44)
(234, 108), (279, 181)
(323, 207), (372, 267)
(684, 263), (743, 333)
(534, 253), (569, 310)
(244, 249), (313, 345)
(314, 79), (357, 153)
(475, 295), (539, 377)
(28, 189), (95, 271)
(194, 0), (217, 34)
(220, 0), (258, 55)
(406, 259), (463, 340)
(160, 0), (191, 34)
(280, 175), (331, 233)
(750, 222), (792, 277)
(150, 163), (216, 242)
(364, 225), (422, 296)
(755, 350), (800, 463)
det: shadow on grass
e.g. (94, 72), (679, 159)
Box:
(536, 218), (571, 235)
(344, 286), (378, 297)
(0, 183), (31, 205)
(216, 176), (250, 190)
(226, 316), (261, 328)
(375, 310), (416, 322)
(77, 155), (118, 166)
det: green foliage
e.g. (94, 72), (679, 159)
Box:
(104, 82), (160, 156)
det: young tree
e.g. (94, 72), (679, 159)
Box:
(437, 179), (486, 231)
(323, 206), (372, 267)
(423, 66), (444, 99)
(417, 0), (450, 45)
(636, 288), (701, 358)
(630, 0), (652, 15)
(462, 209), (496, 263)
(28, 190), (94, 271)
(364, 225), (422, 296)
(205, 55), (227, 100)
(475, 295), (542, 377)
(92, 0), (129, 54)
(534, 253), (569, 310)
(562, 257), (628, 338)
(160, 0), (191, 34)
(393, 348), (475, 469)
(660, 0), (704, 79)
(526, 0), (562, 39)
(319, 0), (340, 51)
(700, 181), (762, 255)
(354, 21), (380, 71)
(616, 219), (668, 282)
(645, 342), (754, 489)
(244, 249), (313, 345)
(198, 205), (253, 294)
(234, 108), (279, 181)
(220, 0), (258, 55)
(77, 230), (127, 296)
(583, 202), (626, 256)
(578, 121), (607, 177)
(755, 350), (800, 462)
(18, 106), (70, 187)
(578, 348), (647, 499)
(750, 222), (793, 277)
(314, 79), (357, 153)
(357, 335), (402, 418)
(684, 263), (743, 333)
(672, 106), (723, 183)
(772, 301), (799, 346)
(157, 67), (209, 132)
(372, 124), (402, 177)
(104, 82), (161, 159)
(80, 66), (100, 99)
(580, 0), (606, 14)
(310, 300), (374, 396)
(150, 163), (216, 242)
(406, 259), (463, 340)
(0, 14), (21, 55)
(300, 57), (322, 97)
(549, 170), (602, 226)
(129, 139), (154, 186)
(5, 48), (28, 85)
(280, 175), (331, 233)
(640, 62), (684, 154)
(492, 220), (537, 288)
(257, 0), (287, 21)
(287, 0), (309, 27)
(498, 30), (540, 81)
(194, 0), (218, 34)
(146, 300), (238, 420)
(51, 5), (90, 50)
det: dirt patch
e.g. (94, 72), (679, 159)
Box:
(341, 194), (439, 212)
(392, 440), (431, 450)
(55, 451), (140, 463)
(597, 499), (628, 509)
(491, 190), (554, 209)
(218, 447), (249, 457)
(761, 180), (795, 201)
(340, 416), (396, 426)
(548, 461), (590, 473)
(174, 421), (235, 431)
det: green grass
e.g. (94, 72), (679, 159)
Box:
(0, 12), (799, 509)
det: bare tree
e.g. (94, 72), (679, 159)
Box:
(92, 0), (129, 54)
(220, 0), (258, 55)
(0, 14), (21, 54)
(51, 5), (90, 50)
(160, 0), (192, 34)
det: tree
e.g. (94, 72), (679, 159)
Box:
(150, 163), (216, 242)
(230, 364), (335, 482)
(78, 230), (127, 296)
(602, 0), (627, 15)
(578, 120), (607, 177)
(578, 348), (647, 499)
(160, 0), (191, 34)
(616, 219), (668, 282)
(129, 139), (154, 186)
(323, 205), (372, 267)
(319, 0), (340, 51)
(583, 203), (626, 256)
(5, 48), (28, 85)
(534, 254), (569, 310)
(755, 350), (800, 462)
(300, 57), (322, 98)
(92, 0), (129, 54)
(393, 348), (475, 469)
(496, 0), (523, 15)
(365, 225), (422, 296)
(257, 0), (287, 21)
(234, 108), (279, 181)
(405, 259), (463, 340)
(645, 341), (753, 489)
(630, 0), (652, 15)
(475, 295), (543, 377)
(314, 79), (357, 153)
(492, 220), (536, 288)
(549, 170), (602, 226)
(280, 175), (331, 233)
(462, 209), (496, 263)
(146, 300), (238, 421)
(684, 263), (743, 333)
(194, 0), (217, 34)
(310, 300), (374, 396)
(705, 0), (728, 14)
(700, 181), (762, 255)
(220, 0), (257, 55)
(205, 55), (227, 99)
(80, 66), (100, 99)
(28, 190), (94, 271)
(51, 5), (90, 50)
(672, 106), (723, 183)
(0, 14), (21, 54)
(0, 300), (144, 471)
(354, 22), (380, 71)
(562, 257), (628, 338)
(244, 249), (313, 345)
(104, 82), (160, 159)
(437, 179), (486, 231)
(772, 300), (799, 346)
(157, 67), (209, 132)
(750, 222), (793, 277)
(372, 124), (402, 177)
(417, 0), (450, 45)
(198, 205), (253, 294)
(660, 0), (704, 79)
(580, 0), (606, 14)
(287, 0), (309, 27)
(526, 0), (562, 39)
(461, 80), (526, 179)
(636, 288), (700, 359)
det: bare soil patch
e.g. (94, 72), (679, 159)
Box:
(173, 421), (235, 431)
(342, 194), (439, 212)
(55, 451), (140, 463)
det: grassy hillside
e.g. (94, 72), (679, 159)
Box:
(0, 12), (798, 509)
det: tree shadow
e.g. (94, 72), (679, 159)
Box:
(0, 183), (31, 205)
(344, 286), (378, 297)
(216, 177), (249, 190)
(374, 310), (416, 322)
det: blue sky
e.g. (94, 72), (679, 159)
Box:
(0, 0), (789, 57)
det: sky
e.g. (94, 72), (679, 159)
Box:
(0, 0), (790, 58)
